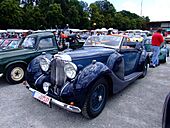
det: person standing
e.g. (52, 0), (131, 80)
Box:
(150, 28), (164, 68)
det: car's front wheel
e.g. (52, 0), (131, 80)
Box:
(82, 78), (108, 119)
(6, 64), (26, 84)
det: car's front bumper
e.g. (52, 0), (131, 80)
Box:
(25, 84), (81, 113)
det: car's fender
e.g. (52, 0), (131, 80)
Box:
(26, 54), (52, 86)
(66, 62), (113, 107)
(106, 52), (124, 80)
(5, 60), (27, 71)
(75, 62), (112, 90)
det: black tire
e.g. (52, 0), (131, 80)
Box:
(162, 92), (170, 128)
(167, 51), (169, 57)
(82, 78), (108, 119)
(162, 56), (167, 63)
(6, 64), (26, 84)
(140, 61), (148, 78)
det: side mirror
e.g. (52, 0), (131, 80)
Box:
(162, 92), (170, 128)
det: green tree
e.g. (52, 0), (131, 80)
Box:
(22, 5), (45, 30)
(46, 3), (64, 28)
(65, 5), (80, 28)
(0, 0), (23, 29)
(89, 3), (105, 28)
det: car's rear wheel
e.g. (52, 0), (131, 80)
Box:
(82, 78), (108, 119)
(140, 61), (148, 78)
(6, 64), (26, 84)
(162, 56), (167, 63)
(167, 51), (169, 57)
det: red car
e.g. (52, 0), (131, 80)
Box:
(0, 38), (20, 48)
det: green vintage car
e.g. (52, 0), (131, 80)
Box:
(0, 32), (59, 84)
(143, 36), (169, 63)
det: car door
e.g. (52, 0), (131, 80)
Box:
(37, 36), (58, 55)
(119, 37), (141, 76)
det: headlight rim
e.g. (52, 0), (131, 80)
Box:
(64, 62), (77, 79)
(40, 57), (51, 72)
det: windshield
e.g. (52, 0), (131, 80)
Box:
(8, 40), (20, 48)
(144, 39), (151, 44)
(84, 35), (122, 48)
(0, 39), (4, 45)
(134, 35), (142, 38)
(1, 39), (12, 47)
(20, 37), (35, 49)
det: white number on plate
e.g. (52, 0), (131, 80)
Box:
(33, 91), (51, 105)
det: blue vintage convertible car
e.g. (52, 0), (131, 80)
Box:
(25, 35), (149, 118)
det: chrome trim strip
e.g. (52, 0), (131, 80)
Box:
(0, 73), (3, 77)
(60, 82), (70, 97)
(35, 74), (44, 85)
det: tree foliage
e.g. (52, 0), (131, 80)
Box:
(0, 0), (150, 30)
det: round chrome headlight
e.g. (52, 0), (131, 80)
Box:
(40, 58), (50, 72)
(43, 82), (51, 92)
(64, 62), (77, 79)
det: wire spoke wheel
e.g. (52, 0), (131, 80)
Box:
(90, 84), (106, 112)
(82, 78), (108, 119)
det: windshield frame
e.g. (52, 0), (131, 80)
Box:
(20, 36), (36, 49)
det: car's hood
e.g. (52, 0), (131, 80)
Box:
(0, 48), (35, 59)
(65, 46), (116, 67)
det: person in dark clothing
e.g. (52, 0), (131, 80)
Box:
(107, 30), (112, 35)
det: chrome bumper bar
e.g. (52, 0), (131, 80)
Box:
(0, 73), (3, 77)
(26, 85), (81, 113)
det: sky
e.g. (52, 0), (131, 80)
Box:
(83, 0), (170, 21)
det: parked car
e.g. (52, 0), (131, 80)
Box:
(0, 38), (21, 50)
(165, 35), (170, 43)
(0, 39), (4, 45)
(143, 36), (169, 63)
(7, 39), (21, 48)
(132, 35), (144, 42)
(25, 35), (149, 118)
(0, 39), (13, 48)
(0, 32), (59, 84)
(162, 92), (170, 128)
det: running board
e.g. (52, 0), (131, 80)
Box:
(124, 72), (142, 81)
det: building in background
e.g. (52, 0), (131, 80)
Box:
(148, 21), (170, 31)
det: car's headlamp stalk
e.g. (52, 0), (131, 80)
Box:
(43, 82), (51, 92)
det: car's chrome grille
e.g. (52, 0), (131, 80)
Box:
(51, 59), (66, 91)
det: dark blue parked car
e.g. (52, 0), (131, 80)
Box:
(25, 35), (149, 118)
(162, 92), (170, 128)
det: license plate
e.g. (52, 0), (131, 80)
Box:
(33, 91), (51, 106)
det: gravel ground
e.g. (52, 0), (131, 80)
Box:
(0, 57), (170, 128)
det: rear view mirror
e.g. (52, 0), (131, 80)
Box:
(162, 92), (170, 128)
